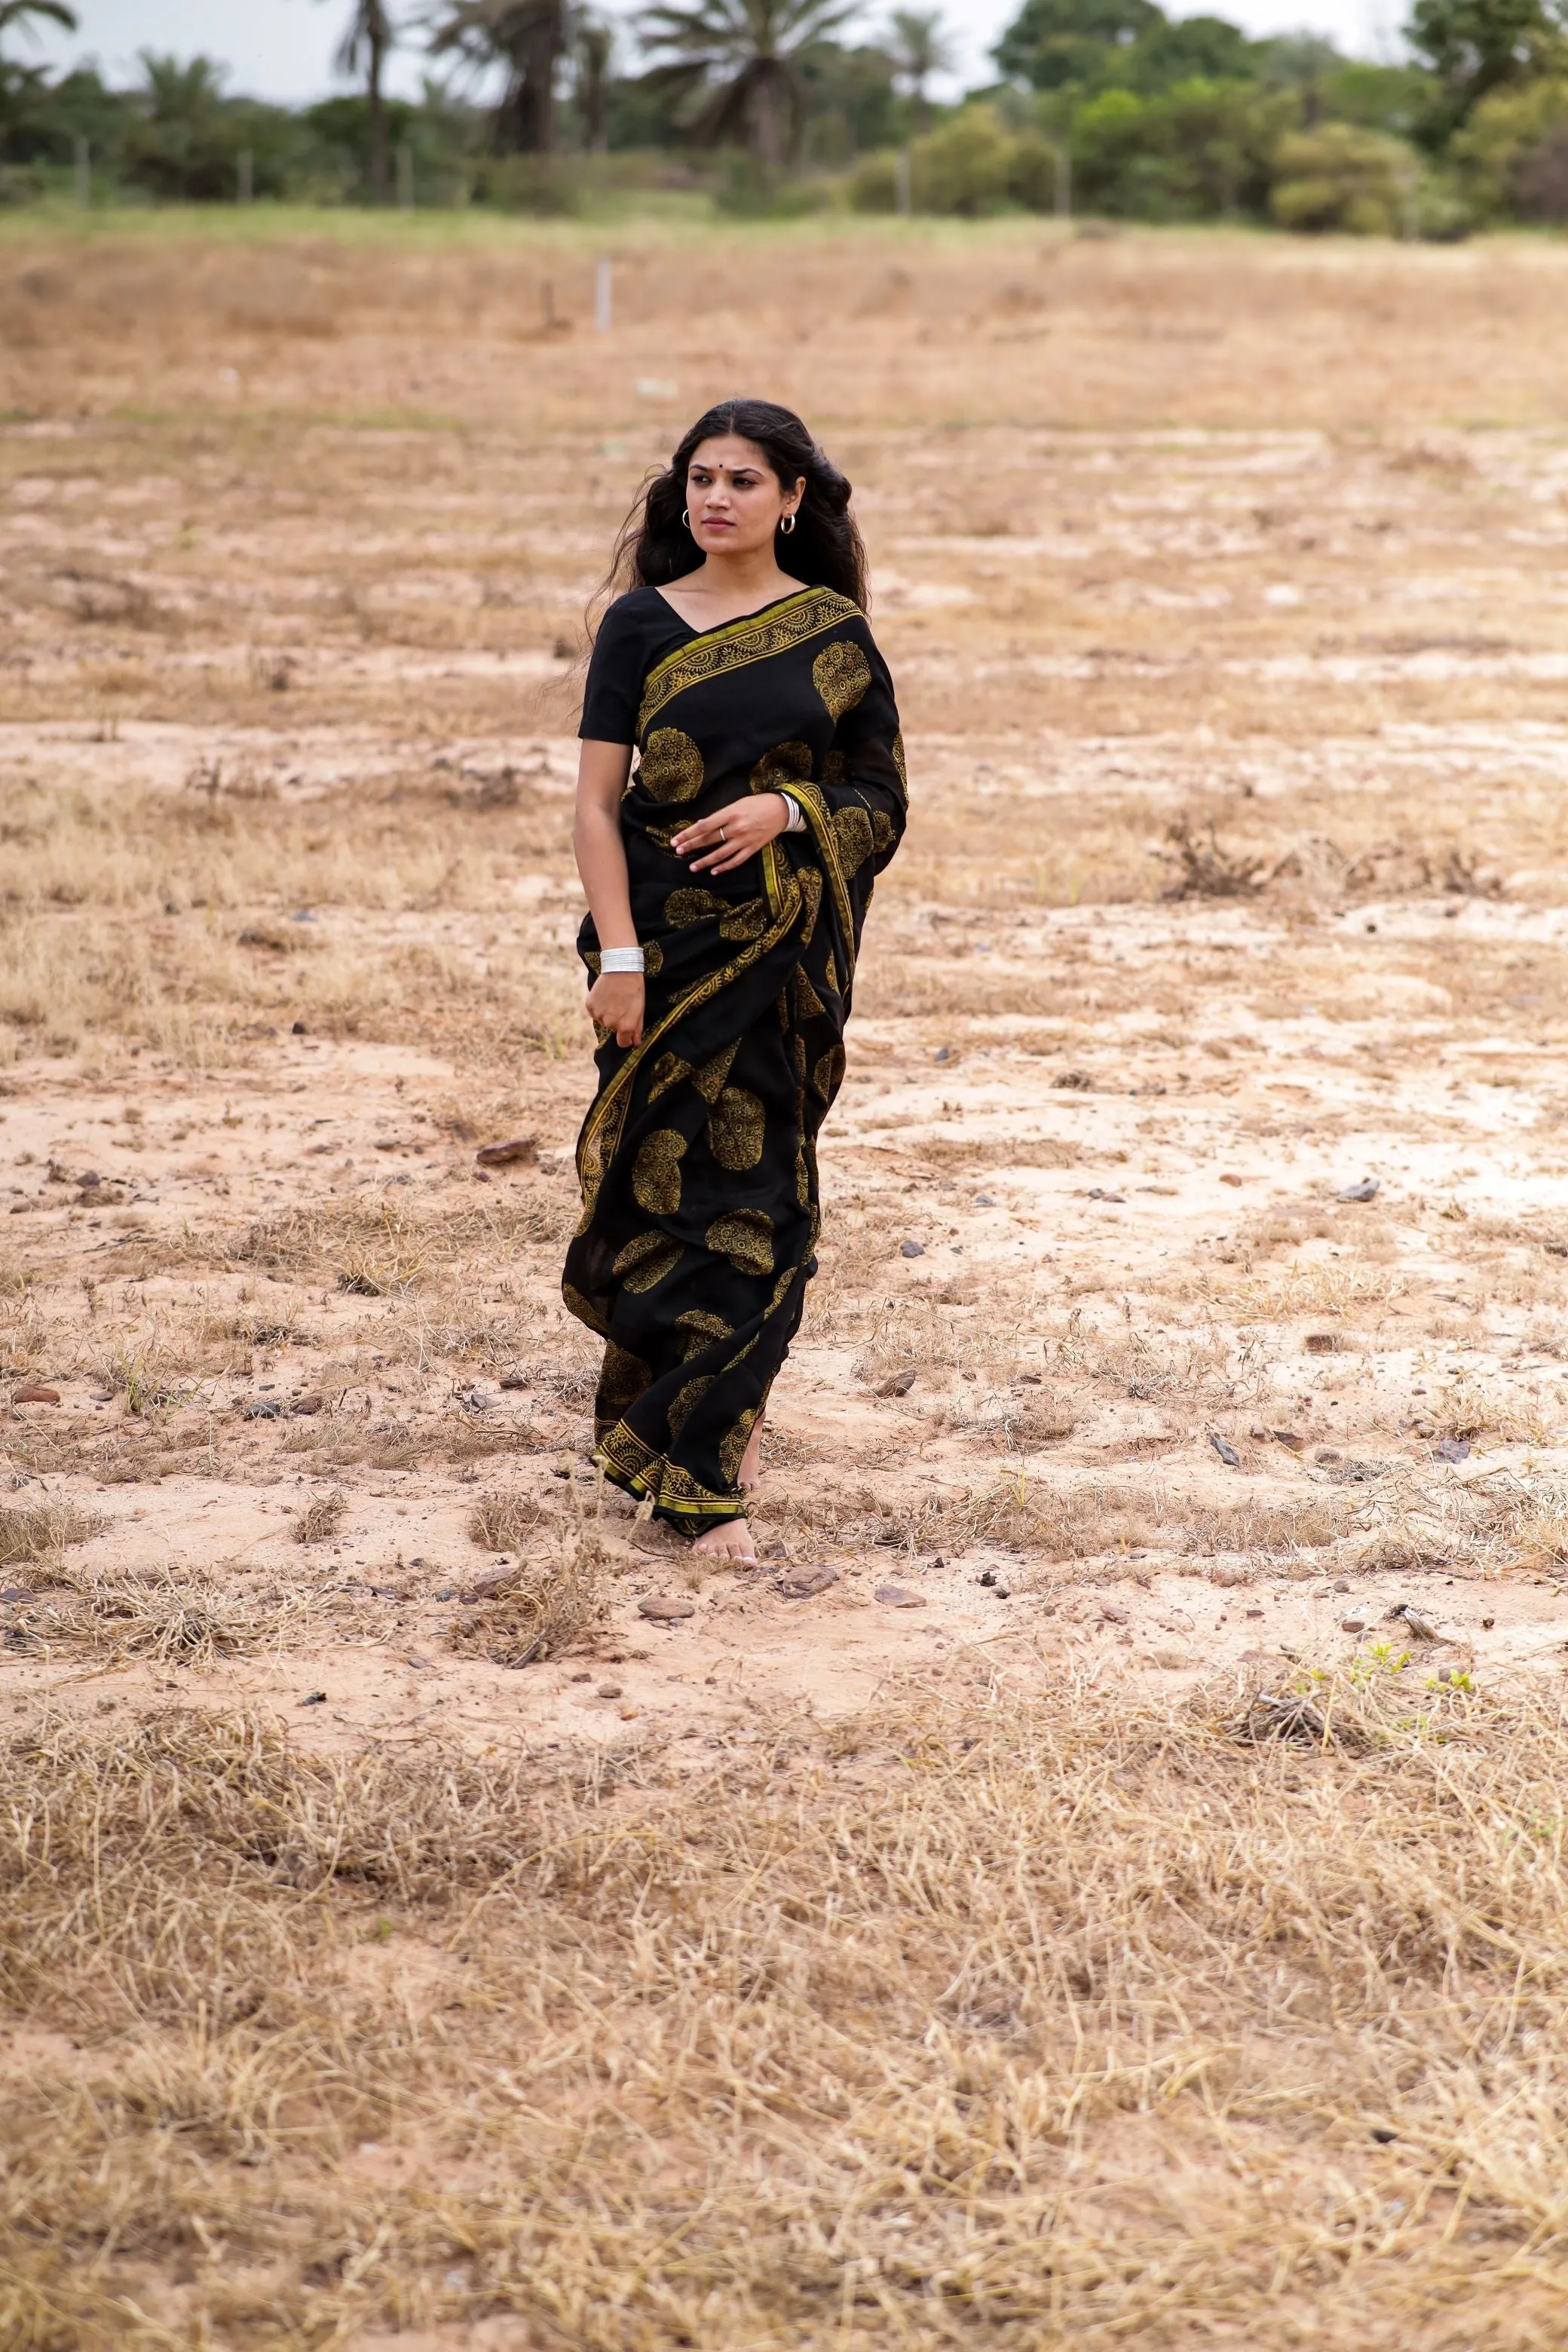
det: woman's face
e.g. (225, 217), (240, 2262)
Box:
(684, 435), (804, 560)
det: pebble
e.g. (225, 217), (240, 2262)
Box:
(292, 1393), (323, 1416)
(900, 1240), (924, 1259)
(1433, 1436), (1472, 1464)
(12, 1384), (60, 1406)
(1272, 1429), (1305, 1453)
(1340, 1615), (1367, 1634)
(1337, 1178), (1380, 1202)
(1208, 1431), (1241, 1467)
(475, 1138), (537, 1168)
(1100, 1604), (1129, 1625)
(876, 1367), (916, 1396)
(776, 1563), (838, 1599)
(875, 1585), (926, 1607)
(464, 1566), (519, 1600)
(638, 1596), (695, 1622)
(597, 1683), (623, 1700)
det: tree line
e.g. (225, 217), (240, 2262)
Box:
(4, 0), (1568, 232)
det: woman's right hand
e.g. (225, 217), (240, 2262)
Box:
(586, 971), (645, 1048)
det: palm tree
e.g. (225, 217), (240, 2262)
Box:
(0, 0), (75, 54)
(573, 8), (613, 149)
(322, 0), (397, 201)
(425, 1), (565, 153)
(886, 6), (949, 127)
(637, 0), (862, 174)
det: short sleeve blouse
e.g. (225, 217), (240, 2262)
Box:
(578, 588), (692, 744)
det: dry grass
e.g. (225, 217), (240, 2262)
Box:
(9, 1671), (1568, 2347)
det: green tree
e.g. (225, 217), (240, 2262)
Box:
(427, 2), (566, 154)
(1120, 11), (1255, 90)
(1404, 0), (1564, 137)
(636, 0), (862, 172)
(994, 0), (1163, 93)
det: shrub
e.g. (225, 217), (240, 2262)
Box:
(1071, 78), (1290, 220)
(850, 105), (1060, 217)
(1453, 78), (1568, 220)
(1269, 121), (1416, 234)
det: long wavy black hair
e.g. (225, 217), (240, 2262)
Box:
(604, 397), (869, 614)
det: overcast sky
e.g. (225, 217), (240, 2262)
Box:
(25, 0), (1409, 106)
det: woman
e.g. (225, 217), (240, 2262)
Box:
(565, 398), (906, 1560)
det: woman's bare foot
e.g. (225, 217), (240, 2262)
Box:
(694, 1517), (757, 1561)
(737, 1411), (765, 1493)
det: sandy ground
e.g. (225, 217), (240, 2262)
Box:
(4, 217), (1568, 1743)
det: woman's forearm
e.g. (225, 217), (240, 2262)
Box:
(574, 799), (639, 948)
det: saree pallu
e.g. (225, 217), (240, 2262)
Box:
(563, 585), (907, 1536)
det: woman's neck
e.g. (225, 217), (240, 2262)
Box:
(671, 551), (798, 614)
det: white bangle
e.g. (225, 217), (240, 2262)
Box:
(782, 796), (807, 834)
(599, 945), (645, 974)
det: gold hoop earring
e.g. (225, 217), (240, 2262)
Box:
(779, 512), (797, 537)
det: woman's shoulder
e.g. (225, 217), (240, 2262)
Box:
(596, 584), (687, 641)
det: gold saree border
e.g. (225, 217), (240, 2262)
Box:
(595, 1422), (747, 1527)
(636, 586), (860, 737)
(779, 783), (857, 983)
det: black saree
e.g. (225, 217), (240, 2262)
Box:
(563, 583), (907, 1536)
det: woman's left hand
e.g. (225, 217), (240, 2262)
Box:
(672, 793), (791, 877)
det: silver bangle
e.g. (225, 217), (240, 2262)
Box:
(782, 796), (807, 834)
(599, 945), (645, 974)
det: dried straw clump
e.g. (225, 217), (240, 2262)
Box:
(447, 1521), (605, 1668)
(8, 1676), (1568, 2344)
(293, 1490), (345, 1545)
(14, 1566), (305, 1666)
(0, 1503), (103, 1566)
(467, 1487), (545, 1553)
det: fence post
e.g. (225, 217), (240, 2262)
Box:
(1055, 145), (1071, 219)
(74, 135), (90, 208)
(397, 142), (414, 210)
(237, 149), (253, 204)
(595, 256), (613, 333)
(895, 147), (911, 216)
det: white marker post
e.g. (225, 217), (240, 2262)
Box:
(595, 256), (613, 334)
(894, 149), (911, 217)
